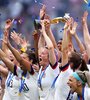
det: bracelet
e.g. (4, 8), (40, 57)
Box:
(20, 47), (26, 53)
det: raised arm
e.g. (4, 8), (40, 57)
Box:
(40, 5), (61, 60)
(0, 65), (8, 76)
(2, 19), (14, 53)
(41, 20), (56, 65)
(0, 49), (15, 73)
(70, 21), (85, 53)
(61, 20), (69, 66)
(11, 31), (30, 52)
(38, 5), (47, 49)
(32, 30), (39, 60)
(6, 40), (32, 72)
(82, 11), (90, 58)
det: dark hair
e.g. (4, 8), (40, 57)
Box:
(26, 49), (38, 64)
(57, 39), (62, 44)
(69, 52), (89, 71)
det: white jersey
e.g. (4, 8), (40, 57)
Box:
(87, 64), (90, 71)
(3, 72), (20, 100)
(72, 86), (90, 100)
(3, 66), (39, 100)
(55, 64), (73, 100)
(37, 63), (59, 100)
(19, 71), (39, 100)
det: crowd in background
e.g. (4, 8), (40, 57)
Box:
(0, 0), (90, 100)
(0, 0), (90, 48)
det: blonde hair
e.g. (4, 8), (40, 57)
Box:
(76, 71), (90, 87)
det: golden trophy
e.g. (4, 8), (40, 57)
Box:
(34, 13), (70, 29)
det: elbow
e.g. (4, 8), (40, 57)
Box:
(47, 42), (54, 50)
(47, 45), (54, 50)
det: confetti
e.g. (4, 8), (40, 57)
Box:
(60, 30), (62, 32)
(60, 28), (64, 32)
(39, 2), (44, 6)
(31, 48), (35, 51)
(52, 6), (55, 9)
(84, 0), (88, 4)
(18, 19), (22, 24)
(34, 0), (37, 3)
(88, 2), (90, 7)
(76, 17), (79, 22)
(12, 28), (17, 31)
(13, 20), (17, 24)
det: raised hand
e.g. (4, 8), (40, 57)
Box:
(41, 19), (50, 32)
(20, 37), (30, 49)
(82, 11), (88, 24)
(11, 31), (30, 49)
(40, 18), (51, 33)
(11, 31), (21, 45)
(44, 14), (51, 32)
(4, 19), (14, 30)
(69, 21), (78, 36)
(39, 5), (46, 19)
(64, 17), (73, 30)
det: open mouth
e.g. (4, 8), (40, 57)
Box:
(70, 86), (72, 89)
(11, 59), (14, 62)
(39, 58), (42, 62)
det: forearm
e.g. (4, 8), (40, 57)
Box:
(67, 31), (72, 44)
(33, 30), (39, 60)
(74, 34), (85, 53)
(83, 22), (90, 44)
(86, 45), (90, 59)
(82, 22), (90, 58)
(62, 29), (68, 66)
(2, 30), (9, 52)
(1, 57), (14, 73)
(42, 29), (57, 65)
(46, 28), (58, 49)
(0, 65), (8, 76)
(38, 34), (45, 49)
(7, 42), (22, 62)
(42, 30), (53, 49)
(62, 29), (68, 50)
(0, 49), (14, 73)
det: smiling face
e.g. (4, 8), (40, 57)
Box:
(38, 47), (49, 67)
(67, 76), (80, 93)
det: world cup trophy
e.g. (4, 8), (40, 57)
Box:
(34, 13), (70, 29)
